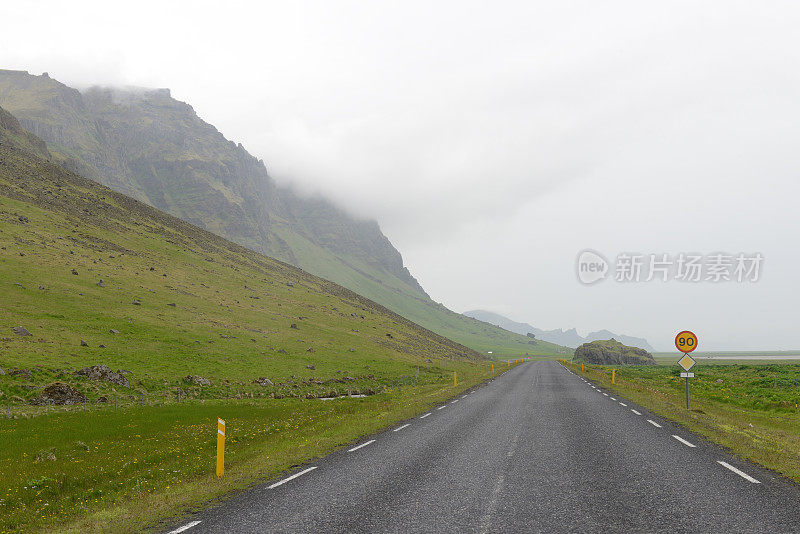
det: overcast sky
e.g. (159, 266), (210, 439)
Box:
(3, 1), (800, 350)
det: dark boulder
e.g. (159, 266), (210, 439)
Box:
(32, 382), (88, 405)
(75, 364), (130, 386)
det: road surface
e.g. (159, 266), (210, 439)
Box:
(167, 361), (800, 533)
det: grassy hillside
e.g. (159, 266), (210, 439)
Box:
(0, 117), (515, 532)
(0, 70), (565, 357)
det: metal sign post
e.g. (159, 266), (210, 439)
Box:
(675, 331), (698, 410)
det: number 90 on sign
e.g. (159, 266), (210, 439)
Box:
(675, 330), (698, 353)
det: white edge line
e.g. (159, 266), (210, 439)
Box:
(420, 412), (432, 419)
(348, 439), (376, 452)
(672, 435), (696, 448)
(647, 419), (662, 428)
(268, 466), (318, 489)
(394, 423), (411, 432)
(167, 521), (201, 534)
(717, 461), (760, 483)
(631, 409), (641, 415)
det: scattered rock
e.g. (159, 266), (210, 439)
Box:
(80, 340), (89, 347)
(35, 450), (56, 463)
(71, 269), (78, 275)
(306, 347), (315, 353)
(425, 359), (432, 363)
(715, 379), (724, 384)
(97, 279), (105, 287)
(254, 377), (274, 387)
(167, 303), (176, 307)
(306, 364), (316, 370)
(9, 369), (32, 380)
(349, 348), (355, 352)
(386, 333), (393, 338)
(277, 349), (288, 354)
(75, 364), (130, 387)
(109, 329), (119, 334)
(286, 282), (294, 287)
(31, 382), (88, 406)
(38, 285), (45, 290)
(18, 215), (29, 224)
(117, 369), (132, 375)
(98, 344), (106, 348)
(149, 267), (155, 271)
(132, 300), (141, 305)
(290, 323), (298, 329)
(12, 326), (32, 336)
(183, 375), (211, 387)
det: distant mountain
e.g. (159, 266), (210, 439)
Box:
(0, 70), (564, 356)
(462, 310), (655, 351)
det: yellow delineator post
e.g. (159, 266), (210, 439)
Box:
(581, 364), (584, 371)
(612, 369), (616, 384)
(216, 418), (226, 478)
(492, 363), (494, 374)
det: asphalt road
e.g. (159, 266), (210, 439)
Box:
(167, 361), (800, 533)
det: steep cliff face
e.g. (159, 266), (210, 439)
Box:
(0, 70), (426, 298)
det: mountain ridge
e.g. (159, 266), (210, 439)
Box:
(0, 70), (561, 356)
(462, 309), (655, 351)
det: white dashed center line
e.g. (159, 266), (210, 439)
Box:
(268, 467), (318, 489)
(630, 409), (641, 415)
(437, 406), (447, 410)
(451, 399), (459, 404)
(717, 461), (760, 483)
(348, 440), (376, 452)
(394, 424), (411, 432)
(672, 435), (696, 448)
(167, 521), (201, 534)
(619, 402), (627, 407)
(610, 397), (617, 401)
(603, 393), (609, 396)
(420, 412), (432, 419)
(647, 419), (662, 428)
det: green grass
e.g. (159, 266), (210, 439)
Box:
(0, 367), (506, 533)
(566, 360), (800, 483)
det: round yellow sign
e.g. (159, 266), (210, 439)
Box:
(675, 330), (698, 353)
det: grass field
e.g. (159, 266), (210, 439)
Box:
(0, 364), (509, 533)
(565, 360), (800, 484)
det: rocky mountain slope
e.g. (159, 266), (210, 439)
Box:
(0, 71), (560, 356)
(463, 309), (654, 351)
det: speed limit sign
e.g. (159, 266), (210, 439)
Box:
(675, 330), (698, 353)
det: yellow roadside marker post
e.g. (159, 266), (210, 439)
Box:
(492, 363), (494, 374)
(454, 372), (457, 387)
(216, 418), (226, 478)
(612, 369), (616, 384)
